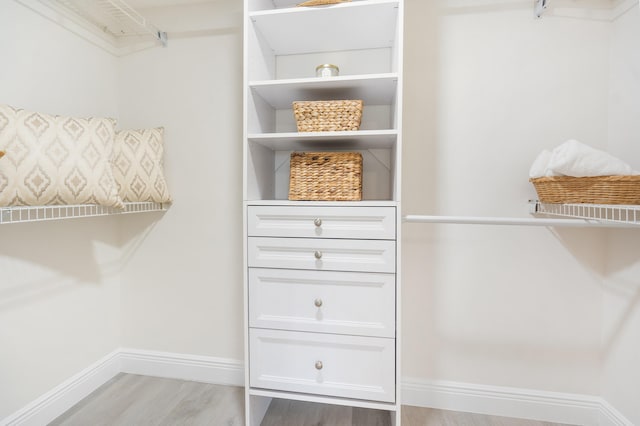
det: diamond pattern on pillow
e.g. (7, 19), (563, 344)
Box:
(0, 104), (123, 208)
(113, 127), (172, 203)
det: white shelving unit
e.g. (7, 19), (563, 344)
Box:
(243, 0), (403, 424)
(0, 202), (168, 225)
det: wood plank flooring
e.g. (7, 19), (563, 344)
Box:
(50, 374), (572, 426)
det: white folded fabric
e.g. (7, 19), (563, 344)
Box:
(529, 139), (639, 178)
(529, 150), (558, 178)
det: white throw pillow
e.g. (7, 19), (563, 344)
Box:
(112, 127), (172, 203)
(0, 104), (123, 208)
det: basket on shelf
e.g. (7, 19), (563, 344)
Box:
(289, 151), (362, 201)
(530, 175), (640, 205)
(297, 0), (351, 7)
(293, 100), (363, 132)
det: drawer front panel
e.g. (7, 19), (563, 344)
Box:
(247, 237), (395, 273)
(247, 206), (396, 239)
(249, 268), (395, 338)
(249, 329), (395, 403)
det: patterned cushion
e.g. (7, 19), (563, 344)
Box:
(0, 104), (123, 208)
(112, 127), (172, 203)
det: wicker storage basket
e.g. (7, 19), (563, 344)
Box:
(530, 176), (640, 205)
(289, 152), (362, 201)
(293, 100), (363, 132)
(297, 0), (350, 6)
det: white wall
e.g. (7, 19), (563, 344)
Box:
(115, 0), (244, 359)
(402, 0), (608, 395)
(602, 4), (640, 425)
(0, 1), (121, 418)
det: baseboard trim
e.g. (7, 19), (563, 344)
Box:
(401, 377), (633, 426)
(3, 350), (633, 426)
(1, 349), (121, 426)
(598, 399), (634, 426)
(119, 348), (244, 387)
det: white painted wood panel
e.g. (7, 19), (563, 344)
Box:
(247, 130), (398, 150)
(249, 329), (395, 403)
(250, 74), (398, 109)
(247, 237), (396, 273)
(248, 206), (396, 239)
(249, 1), (399, 56)
(249, 268), (395, 337)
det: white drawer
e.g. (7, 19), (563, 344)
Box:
(247, 206), (395, 240)
(247, 237), (395, 273)
(249, 328), (395, 403)
(249, 268), (395, 338)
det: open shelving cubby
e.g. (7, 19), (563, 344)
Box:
(244, 0), (402, 203)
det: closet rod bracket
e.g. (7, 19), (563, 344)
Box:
(158, 31), (168, 47)
(535, 0), (549, 18)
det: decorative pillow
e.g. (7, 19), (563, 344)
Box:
(0, 104), (123, 208)
(112, 127), (172, 203)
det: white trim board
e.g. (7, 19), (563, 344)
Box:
(1, 350), (121, 426)
(119, 348), (244, 387)
(2, 349), (633, 426)
(401, 377), (634, 426)
(0, 349), (243, 426)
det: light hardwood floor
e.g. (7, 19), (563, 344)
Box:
(50, 374), (572, 426)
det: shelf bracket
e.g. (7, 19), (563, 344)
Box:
(535, 0), (549, 18)
(157, 30), (168, 47)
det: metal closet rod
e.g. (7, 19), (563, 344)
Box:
(401, 215), (625, 227)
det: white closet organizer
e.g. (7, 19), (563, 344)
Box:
(243, 0), (404, 424)
(0, 202), (167, 225)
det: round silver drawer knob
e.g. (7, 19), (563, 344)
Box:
(315, 361), (323, 370)
(314, 218), (322, 227)
(314, 298), (323, 307)
(314, 251), (323, 259)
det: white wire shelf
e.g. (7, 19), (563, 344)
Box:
(530, 201), (640, 226)
(0, 202), (168, 225)
(401, 214), (622, 227)
(53, 0), (167, 46)
(403, 202), (640, 227)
